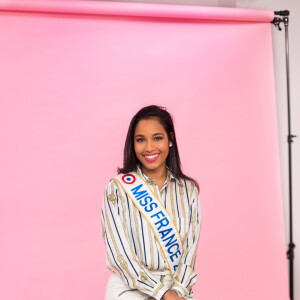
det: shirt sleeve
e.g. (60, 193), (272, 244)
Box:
(100, 179), (169, 300)
(169, 184), (202, 298)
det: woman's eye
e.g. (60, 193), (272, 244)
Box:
(136, 137), (162, 142)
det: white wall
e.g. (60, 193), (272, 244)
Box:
(104, 1), (300, 299)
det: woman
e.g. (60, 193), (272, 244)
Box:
(101, 105), (201, 300)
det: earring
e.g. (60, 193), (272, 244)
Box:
(169, 143), (172, 147)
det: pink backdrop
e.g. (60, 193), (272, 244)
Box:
(0, 1), (289, 300)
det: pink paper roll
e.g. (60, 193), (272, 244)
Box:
(0, 2), (287, 300)
(0, 0), (274, 22)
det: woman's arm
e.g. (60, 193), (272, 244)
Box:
(101, 179), (169, 300)
(169, 183), (202, 298)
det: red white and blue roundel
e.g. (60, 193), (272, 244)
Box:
(122, 174), (136, 184)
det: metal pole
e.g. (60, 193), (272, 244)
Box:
(272, 10), (296, 300)
(283, 14), (296, 300)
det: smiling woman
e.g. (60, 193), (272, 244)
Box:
(134, 118), (172, 190)
(101, 105), (201, 300)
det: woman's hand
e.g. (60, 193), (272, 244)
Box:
(162, 290), (185, 300)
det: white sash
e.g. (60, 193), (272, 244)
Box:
(112, 171), (183, 276)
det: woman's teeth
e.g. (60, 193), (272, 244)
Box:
(145, 154), (158, 159)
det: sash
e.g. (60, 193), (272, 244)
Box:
(112, 171), (183, 276)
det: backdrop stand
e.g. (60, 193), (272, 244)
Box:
(272, 10), (296, 300)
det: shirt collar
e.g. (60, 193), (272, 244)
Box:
(135, 163), (182, 186)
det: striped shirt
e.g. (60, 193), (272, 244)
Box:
(100, 164), (201, 300)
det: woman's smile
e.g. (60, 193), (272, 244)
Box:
(143, 153), (160, 162)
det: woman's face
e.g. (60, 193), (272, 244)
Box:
(134, 118), (171, 173)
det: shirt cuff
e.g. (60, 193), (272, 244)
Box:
(151, 283), (170, 300)
(169, 282), (189, 298)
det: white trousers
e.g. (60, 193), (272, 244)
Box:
(105, 270), (197, 300)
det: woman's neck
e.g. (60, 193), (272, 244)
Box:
(141, 164), (167, 184)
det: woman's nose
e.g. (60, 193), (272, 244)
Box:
(145, 140), (155, 151)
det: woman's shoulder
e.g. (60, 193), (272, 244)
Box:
(104, 173), (127, 191)
(178, 177), (196, 189)
(178, 177), (199, 195)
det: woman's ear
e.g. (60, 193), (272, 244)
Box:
(169, 132), (174, 142)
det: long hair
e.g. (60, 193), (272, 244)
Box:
(117, 105), (199, 192)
